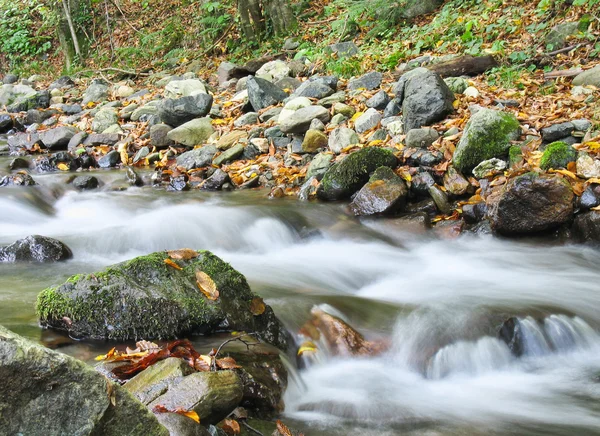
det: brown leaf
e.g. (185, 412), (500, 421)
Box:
(196, 271), (219, 300)
(276, 420), (295, 436)
(216, 356), (241, 369)
(194, 355), (212, 371)
(167, 248), (199, 260)
(249, 296), (265, 316)
(164, 258), (183, 270)
(221, 419), (240, 435)
(152, 405), (200, 424)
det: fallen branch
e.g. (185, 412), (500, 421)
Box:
(307, 17), (336, 25)
(211, 332), (259, 371)
(73, 67), (150, 77)
(545, 43), (584, 57)
(543, 68), (584, 79)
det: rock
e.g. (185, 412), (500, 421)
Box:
(256, 60), (290, 81)
(158, 94), (213, 127)
(443, 166), (469, 196)
(329, 127), (359, 154)
(0, 113), (13, 132)
(349, 166), (408, 215)
(383, 98), (402, 118)
(3, 73), (18, 84)
(428, 185), (452, 214)
(72, 175), (99, 191)
(176, 145), (218, 170)
(318, 147), (398, 200)
(9, 157), (30, 170)
(274, 77), (301, 91)
(164, 79), (207, 98)
(301, 129), (328, 153)
(168, 175), (189, 192)
(283, 37), (300, 50)
(131, 102), (159, 121)
(354, 108), (382, 134)
(293, 80), (335, 99)
(148, 371), (242, 425)
(49, 76), (74, 90)
(579, 184), (600, 210)
(217, 62), (239, 86)
(366, 90), (390, 110)
(150, 124), (175, 148)
(577, 153), (600, 179)
(399, 0), (443, 19)
(332, 102), (355, 118)
(0, 325), (168, 436)
(326, 41), (360, 57)
(486, 173), (574, 234)
(572, 119), (592, 132)
(498, 317), (525, 357)
(98, 150), (121, 168)
(0, 235), (72, 263)
(573, 211), (600, 242)
(167, 117), (215, 147)
(546, 22), (580, 50)
(126, 167), (143, 186)
(155, 413), (210, 436)
(279, 106), (330, 134)
(278, 97), (313, 123)
(0, 172), (37, 187)
(402, 69), (454, 132)
(133, 146), (150, 163)
(453, 108), (521, 173)
(405, 127), (439, 148)
(540, 141), (576, 170)
(202, 169), (230, 190)
(318, 91), (346, 107)
(247, 77), (288, 111)
(259, 107), (282, 122)
(348, 72), (383, 91)
(541, 122), (574, 142)
(307, 153), (333, 180)
(234, 112), (259, 128)
(573, 65), (600, 88)
(329, 113), (347, 127)
(114, 85), (135, 98)
(463, 86), (479, 98)
(472, 158), (507, 179)
(217, 131), (248, 151)
(7, 90), (51, 113)
(39, 126), (78, 150)
(92, 108), (118, 133)
(37, 250), (290, 346)
(82, 133), (120, 147)
(26, 109), (56, 125)
(444, 77), (469, 94)
(213, 143), (245, 166)
(462, 202), (487, 224)
(82, 80), (109, 105)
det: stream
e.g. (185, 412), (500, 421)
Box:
(2, 152), (600, 435)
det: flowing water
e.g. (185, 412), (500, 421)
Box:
(2, 157), (600, 435)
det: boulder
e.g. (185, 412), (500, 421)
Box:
(540, 122), (574, 142)
(7, 90), (50, 113)
(329, 127), (359, 154)
(318, 147), (398, 200)
(82, 81), (109, 105)
(539, 141), (577, 170)
(573, 65), (600, 88)
(405, 127), (439, 148)
(366, 90), (390, 110)
(402, 69), (454, 132)
(399, 0), (443, 19)
(72, 175), (99, 191)
(293, 80), (335, 100)
(349, 166), (408, 215)
(0, 325), (168, 436)
(158, 93), (213, 127)
(0, 235), (72, 263)
(486, 173), (574, 234)
(176, 146), (218, 170)
(355, 108), (382, 134)
(36, 250), (290, 348)
(453, 108), (521, 173)
(167, 117), (215, 147)
(348, 72), (383, 91)
(39, 126), (78, 150)
(573, 211), (600, 242)
(246, 77), (287, 112)
(301, 129), (328, 153)
(92, 108), (118, 133)
(164, 79), (207, 98)
(279, 106), (330, 134)
(256, 60), (290, 81)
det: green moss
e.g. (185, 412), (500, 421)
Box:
(509, 145), (523, 167)
(540, 141), (577, 171)
(453, 108), (521, 173)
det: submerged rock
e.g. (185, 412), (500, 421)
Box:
(36, 250), (290, 348)
(0, 235), (72, 263)
(318, 147), (398, 201)
(486, 173), (574, 235)
(0, 325), (168, 436)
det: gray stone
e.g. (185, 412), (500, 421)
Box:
(82, 81), (109, 105)
(318, 91), (347, 107)
(126, 167), (143, 186)
(164, 79), (207, 98)
(234, 112), (259, 127)
(98, 150), (121, 168)
(383, 98), (403, 118)
(326, 42), (360, 58)
(275, 77), (302, 91)
(158, 93), (213, 127)
(443, 166), (469, 196)
(202, 168), (230, 190)
(472, 158), (507, 179)
(124, 358), (194, 405)
(546, 22), (580, 50)
(576, 153), (600, 179)
(0, 235), (72, 263)
(573, 65), (600, 88)
(72, 176), (99, 191)
(405, 127), (439, 148)
(131, 102), (159, 121)
(176, 145), (218, 170)
(402, 69), (454, 132)
(256, 60), (290, 81)
(307, 153), (333, 180)
(92, 108), (118, 133)
(428, 185), (452, 214)
(573, 211), (600, 242)
(348, 72), (383, 91)
(259, 107), (282, 122)
(293, 80), (335, 99)
(444, 77), (469, 94)
(399, 0), (443, 19)
(167, 117), (215, 147)
(572, 119), (592, 132)
(39, 126), (78, 150)
(0, 172), (37, 187)
(247, 76), (288, 111)
(349, 166), (408, 215)
(150, 124), (174, 148)
(301, 129), (328, 153)
(279, 105), (330, 134)
(329, 127), (359, 154)
(213, 143), (245, 166)
(541, 122), (574, 142)
(133, 146), (150, 163)
(366, 90), (390, 110)
(82, 133), (120, 147)
(217, 130), (248, 150)
(355, 108), (382, 134)
(0, 325), (168, 436)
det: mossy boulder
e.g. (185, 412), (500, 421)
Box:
(540, 141), (577, 171)
(453, 108), (521, 173)
(0, 325), (168, 436)
(317, 147), (398, 201)
(36, 250), (290, 349)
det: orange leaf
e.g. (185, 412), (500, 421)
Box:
(164, 258), (183, 270)
(95, 347), (116, 361)
(249, 296), (266, 316)
(167, 248), (199, 260)
(216, 356), (241, 369)
(196, 271), (219, 300)
(178, 410), (200, 424)
(276, 420), (295, 436)
(221, 419), (240, 435)
(152, 405), (200, 424)
(194, 355), (212, 371)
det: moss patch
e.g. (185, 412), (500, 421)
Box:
(540, 141), (577, 170)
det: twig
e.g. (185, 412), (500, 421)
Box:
(104, 0), (114, 63)
(545, 43), (583, 57)
(337, 14), (350, 44)
(241, 421), (264, 436)
(307, 17), (336, 25)
(543, 68), (584, 79)
(211, 332), (259, 371)
(73, 68), (150, 77)
(201, 21), (235, 57)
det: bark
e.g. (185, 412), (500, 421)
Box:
(263, 0), (297, 36)
(429, 55), (499, 78)
(56, 0), (89, 69)
(237, 0), (265, 41)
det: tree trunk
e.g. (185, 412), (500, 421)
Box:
(428, 55), (499, 78)
(237, 0), (265, 41)
(263, 0), (296, 36)
(57, 0), (89, 69)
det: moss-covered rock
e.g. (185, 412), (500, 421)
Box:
(453, 108), (521, 173)
(317, 147), (398, 201)
(0, 324), (168, 436)
(540, 141), (577, 170)
(36, 251), (290, 349)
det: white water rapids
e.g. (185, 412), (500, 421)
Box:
(2, 178), (600, 435)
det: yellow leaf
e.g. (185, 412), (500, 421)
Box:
(57, 163), (69, 171)
(95, 347), (116, 361)
(297, 341), (318, 356)
(368, 139), (384, 146)
(249, 296), (265, 315)
(179, 410), (200, 423)
(587, 178), (600, 185)
(212, 119), (228, 125)
(196, 271), (219, 300)
(167, 248), (198, 260)
(351, 112), (363, 122)
(164, 258), (183, 270)
(549, 169), (578, 180)
(586, 142), (600, 150)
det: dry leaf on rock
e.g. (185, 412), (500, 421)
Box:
(196, 270), (219, 300)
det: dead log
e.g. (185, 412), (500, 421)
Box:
(429, 55), (498, 77)
(543, 68), (583, 79)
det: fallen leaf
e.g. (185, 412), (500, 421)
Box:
(196, 271), (219, 300)
(167, 248), (199, 260)
(297, 341), (318, 356)
(194, 355), (212, 371)
(57, 163), (69, 171)
(95, 347), (116, 361)
(276, 420), (297, 436)
(216, 356), (241, 369)
(164, 258), (183, 270)
(152, 405), (200, 424)
(221, 419), (240, 435)
(249, 296), (265, 315)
